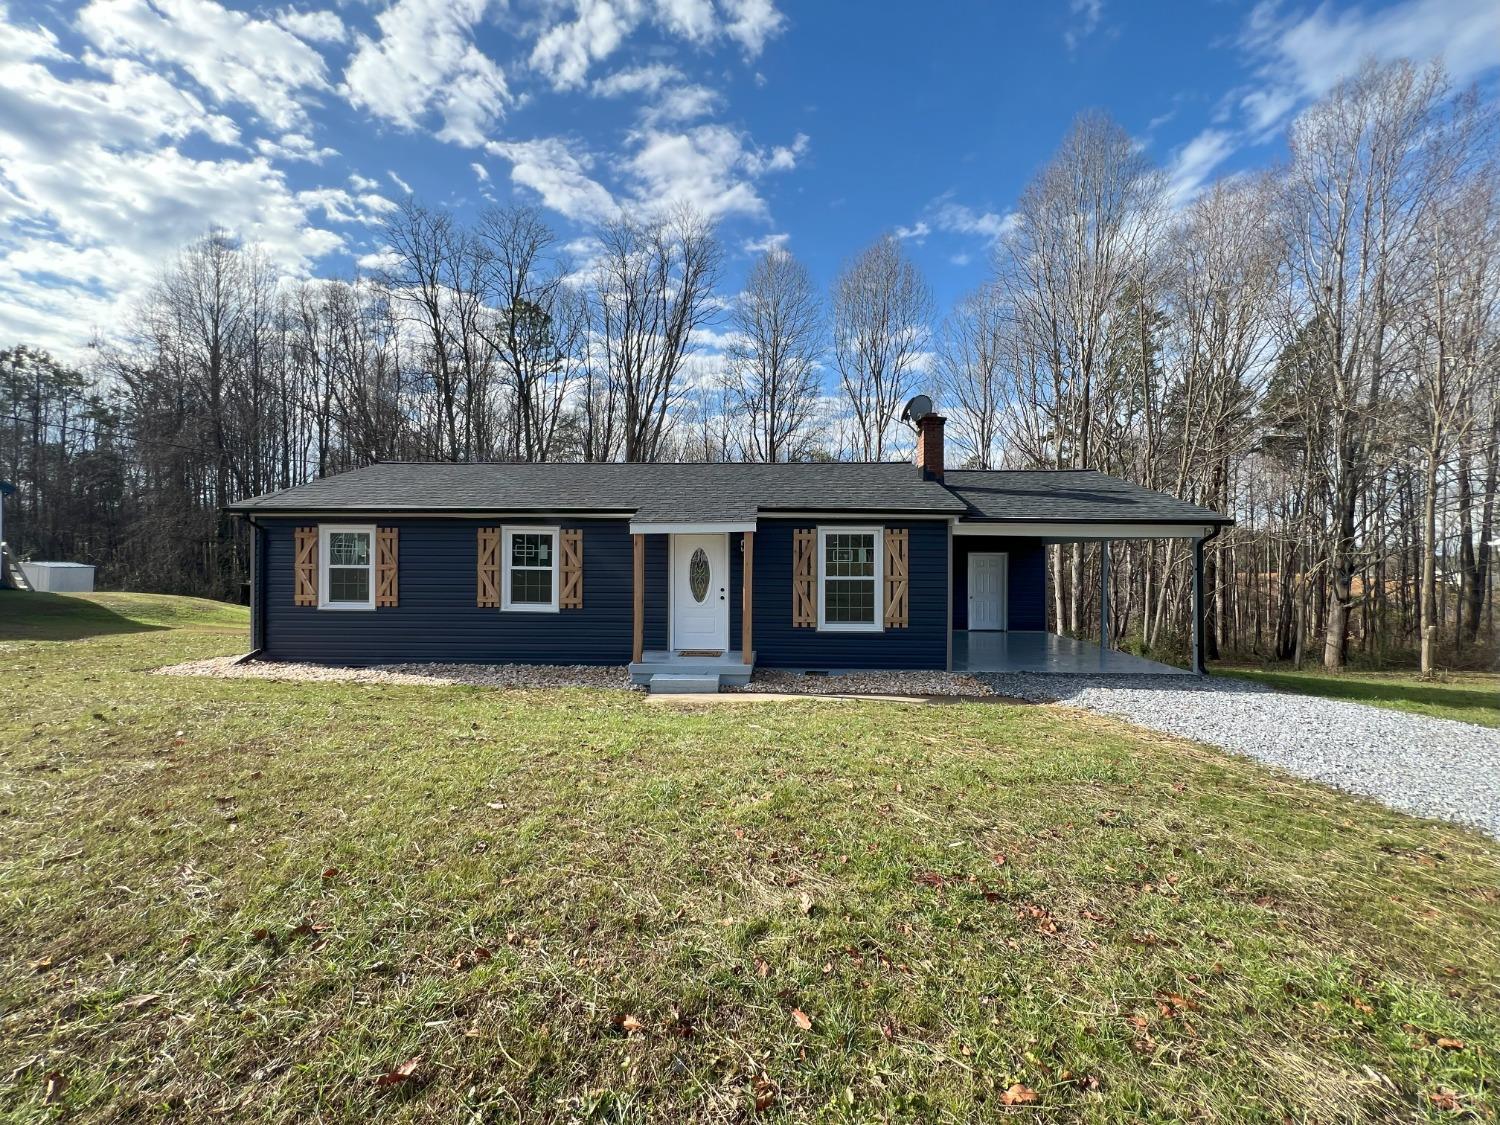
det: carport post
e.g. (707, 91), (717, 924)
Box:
(1191, 534), (1205, 676)
(1099, 541), (1110, 649)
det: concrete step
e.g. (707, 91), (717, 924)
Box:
(648, 673), (721, 695)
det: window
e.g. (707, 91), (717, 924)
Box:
(502, 526), (559, 612)
(319, 525), (375, 610)
(817, 526), (882, 632)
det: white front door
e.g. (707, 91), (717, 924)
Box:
(968, 552), (1008, 631)
(671, 533), (729, 652)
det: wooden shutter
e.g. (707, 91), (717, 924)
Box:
(883, 527), (908, 628)
(476, 527), (500, 608)
(294, 526), (318, 606)
(376, 528), (399, 607)
(792, 528), (816, 628)
(559, 529), (583, 609)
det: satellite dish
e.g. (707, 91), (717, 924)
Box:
(901, 394), (933, 425)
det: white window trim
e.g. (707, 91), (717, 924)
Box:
(816, 524), (884, 633)
(318, 524), (376, 611)
(501, 525), (561, 613)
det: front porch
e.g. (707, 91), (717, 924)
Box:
(952, 630), (1189, 675)
(629, 649), (755, 690)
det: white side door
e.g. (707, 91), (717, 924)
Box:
(967, 552), (1008, 631)
(671, 533), (730, 652)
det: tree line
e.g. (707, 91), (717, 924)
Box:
(2, 57), (1495, 671)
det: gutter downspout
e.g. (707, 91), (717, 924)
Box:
(1192, 524), (1222, 676)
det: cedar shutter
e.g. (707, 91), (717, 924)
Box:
(294, 526), (318, 606)
(559, 528), (583, 609)
(476, 527), (500, 608)
(883, 527), (909, 628)
(792, 528), (816, 627)
(376, 527), (399, 607)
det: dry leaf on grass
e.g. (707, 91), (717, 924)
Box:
(798, 892), (812, 916)
(619, 1014), (645, 1036)
(791, 1008), (812, 1030)
(1001, 1082), (1038, 1105)
(1435, 1037), (1465, 1050)
(374, 1056), (421, 1087)
(120, 993), (161, 1011)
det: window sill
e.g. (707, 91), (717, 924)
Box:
(816, 622), (883, 634)
(501, 604), (560, 614)
(317, 602), (376, 611)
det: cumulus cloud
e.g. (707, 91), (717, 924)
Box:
(77, 0), (331, 131)
(1165, 128), (1235, 205)
(1064, 0), (1103, 52)
(485, 137), (618, 222)
(276, 7), (347, 44)
(623, 124), (801, 220)
(344, 0), (508, 146)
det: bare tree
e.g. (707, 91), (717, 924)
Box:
(937, 283), (1008, 468)
(726, 248), (824, 462)
(1281, 59), (1447, 669)
(476, 205), (587, 462)
(591, 206), (723, 462)
(832, 234), (932, 460)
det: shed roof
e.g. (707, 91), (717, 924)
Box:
(943, 469), (1231, 525)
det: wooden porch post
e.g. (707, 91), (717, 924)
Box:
(741, 531), (754, 663)
(632, 533), (645, 664)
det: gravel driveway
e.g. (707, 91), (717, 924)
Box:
(977, 672), (1500, 840)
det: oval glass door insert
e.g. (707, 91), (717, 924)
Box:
(689, 547), (710, 602)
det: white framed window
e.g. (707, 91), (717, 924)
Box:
(502, 526), (559, 612)
(817, 525), (883, 632)
(319, 524), (376, 610)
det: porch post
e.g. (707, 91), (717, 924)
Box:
(1191, 534), (1205, 675)
(632, 533), (644, 664)
(1099, 540), (1110, 650)
(741, 531), (754, 663)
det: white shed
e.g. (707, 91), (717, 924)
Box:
(21, 561), (96, 593)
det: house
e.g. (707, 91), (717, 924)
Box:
(226, 412), (1231, 689)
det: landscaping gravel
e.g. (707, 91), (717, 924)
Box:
(735, 668), (994, 697)
(156, 655), (634, 691)
(976, 671), (1500, 839)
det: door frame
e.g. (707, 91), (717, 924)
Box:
(966, 551), (1009, 632)
(669, 532), (731, 652)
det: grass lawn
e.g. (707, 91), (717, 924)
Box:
(3, 590), (1498, 1122)
(1220, 665), (1500, 729)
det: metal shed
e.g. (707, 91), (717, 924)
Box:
(20, 561), (96, 593)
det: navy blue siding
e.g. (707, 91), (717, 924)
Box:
(749, 519), (948, 669)
(262, 517), (643, 664)
(951, 537), (1046, 631)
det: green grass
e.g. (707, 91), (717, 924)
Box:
(1221, 665), (1500, 729)
(0, 589), (249, 640)
(2, 593), (1497, 1122)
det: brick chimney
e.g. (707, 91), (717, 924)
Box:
(915, 413), (946, 482)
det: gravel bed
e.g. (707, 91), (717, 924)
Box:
(155, 655), (634, 691)
(734, 669), (994, 697)
(976, 671), (1500, 839)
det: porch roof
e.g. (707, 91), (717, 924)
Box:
(944, 469), (1232, 526)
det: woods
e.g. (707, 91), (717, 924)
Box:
(2, 58), (1495, 671)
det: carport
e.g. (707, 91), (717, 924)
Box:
(941, 470), (1234, 676)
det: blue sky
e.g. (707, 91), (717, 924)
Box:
(3, 0), (1499, 360)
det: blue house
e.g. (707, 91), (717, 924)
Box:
(227, 413), (1230, 688)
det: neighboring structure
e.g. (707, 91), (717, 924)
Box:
(0, 480), (28, 591)
(21, 561), (96, 593)
(227, 410), (1231, 689)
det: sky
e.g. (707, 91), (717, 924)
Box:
(3, 0), (1500, 365)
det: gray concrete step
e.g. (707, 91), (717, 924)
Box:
(648, 673), (722, 695)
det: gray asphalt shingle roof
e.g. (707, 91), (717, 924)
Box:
(226, 462), (1230, 525)
(226, 461), (967, 519)
(943, 469), (1231, 524)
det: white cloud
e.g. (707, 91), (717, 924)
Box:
(471, 161), (490, 182)
(0, 4), (348, 355)
(624, 124), (797, 220)
(1064, 0), (1103, 52)
(485, 137), (618, 222)
(742, 232), (789, 254)
(344, 0), (508, 146)
(591, 62), (683, 97)
(349, 173), (381, 192)
(256, 131), (338, 163)
(355, 246), (401, 272)
(1166, 128), (1235, 206)
(894, 221), (930, 242)
(531, 0), (783, 89)
(720, 0), (783, 54)
(276, 7), (346, 44)
(77, 0), (330, 130)
(1238, 0), (1500, 133)
(388, 170), (413, 194)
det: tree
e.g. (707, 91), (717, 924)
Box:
(726, 248), (824, 462)
(832, 235), (932, 460)
(937, 283), (1008, 469)
(591, 206), (723, 462)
